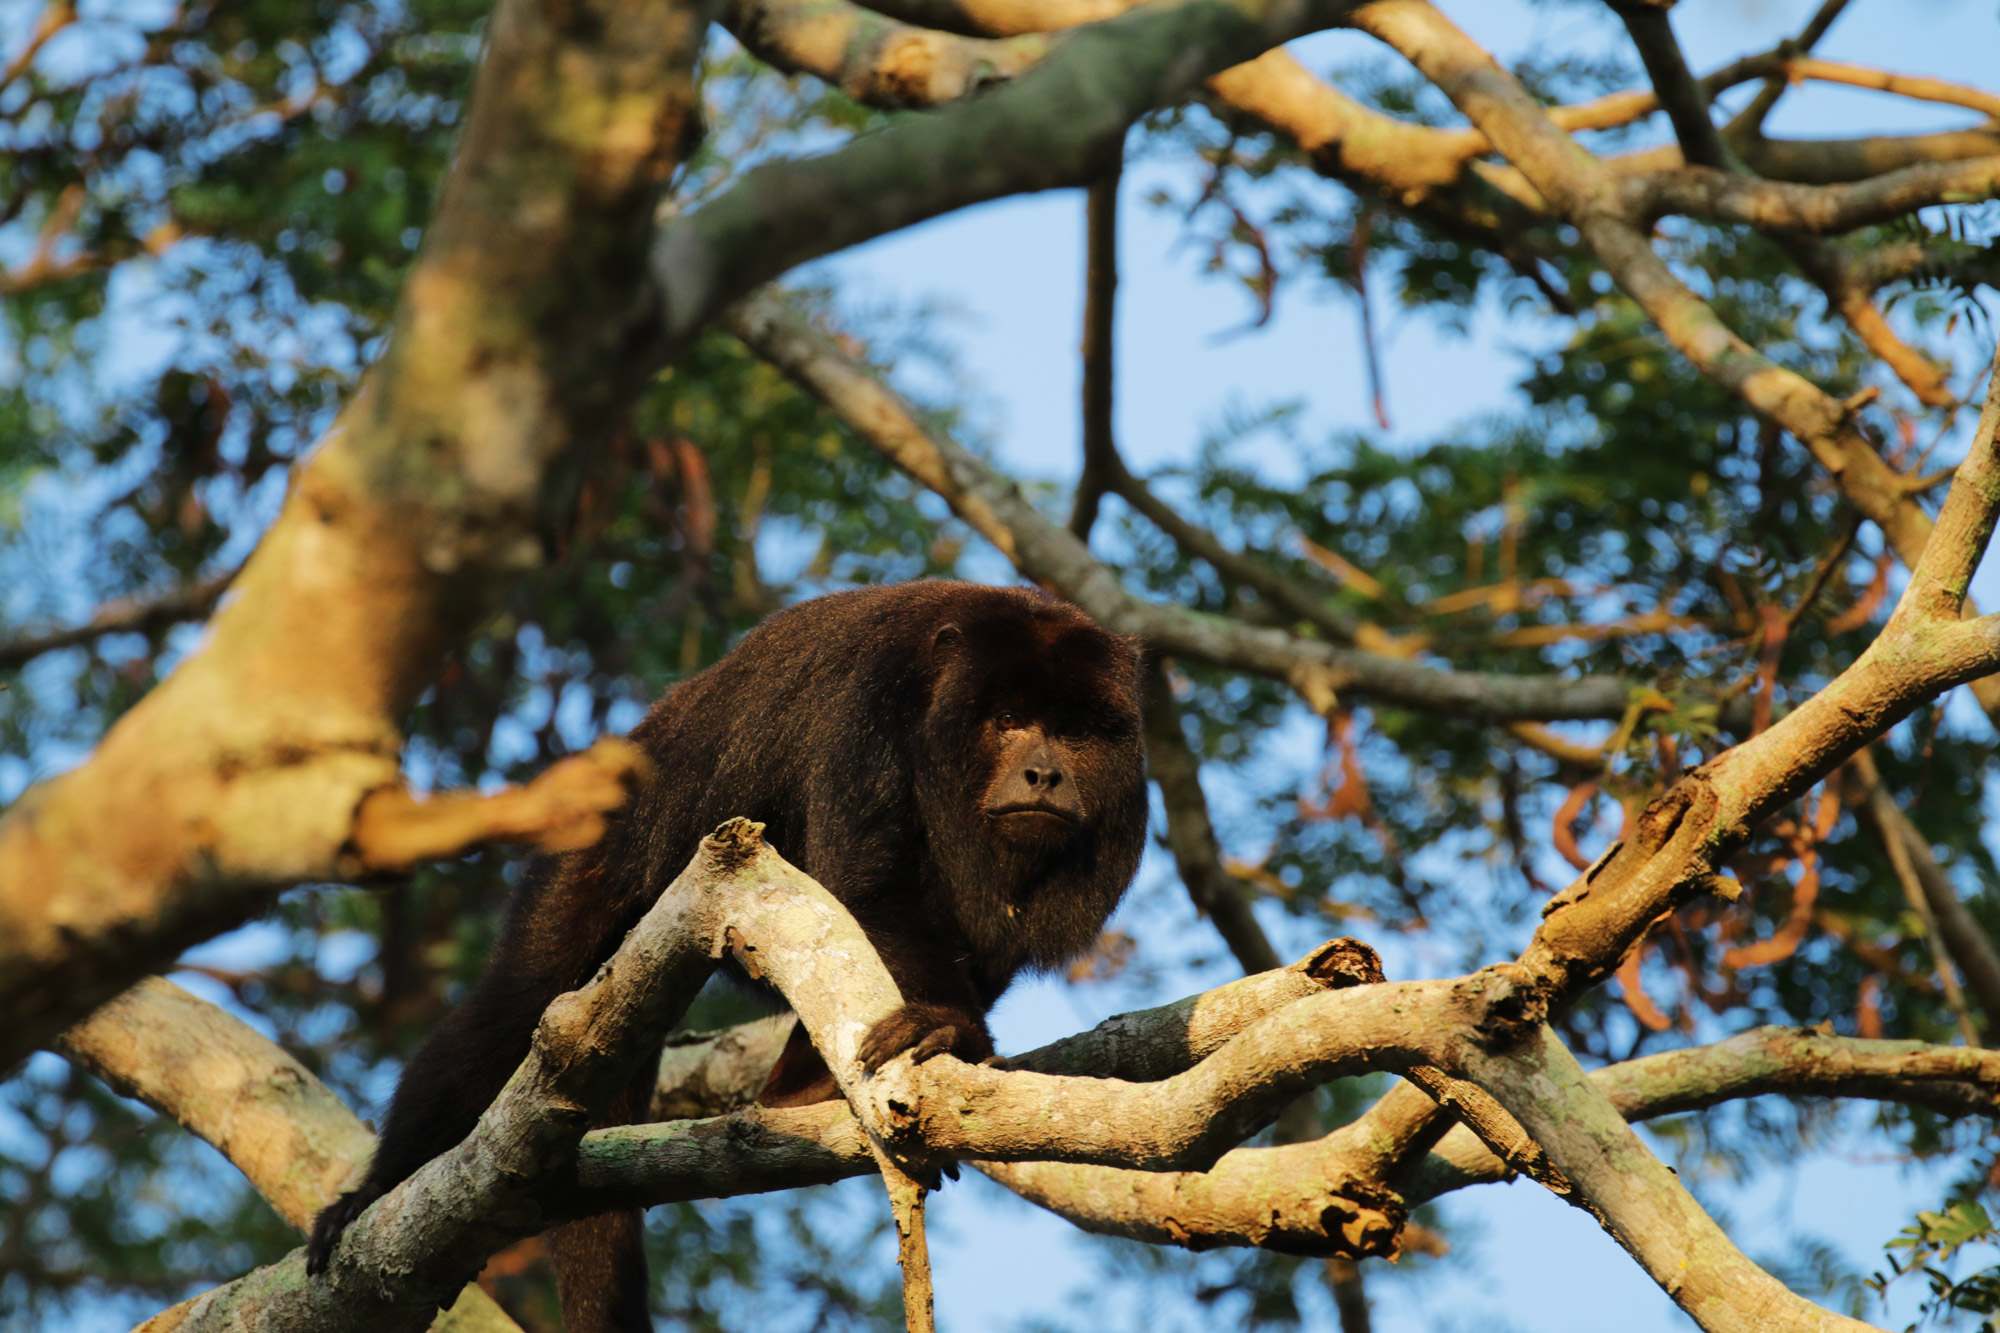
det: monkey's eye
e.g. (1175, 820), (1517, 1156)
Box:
(995, 711), (1020, 731)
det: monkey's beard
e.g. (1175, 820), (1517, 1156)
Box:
(920, 805), (1121, 986)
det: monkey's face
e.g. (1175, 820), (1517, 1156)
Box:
(980, 712), (1090, 847)
(923, 613), (1145, 859)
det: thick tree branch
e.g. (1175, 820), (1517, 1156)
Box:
(56, 980), (521, 1333)
(725, 288), (1642, 722)
(79, 932), (2000, 1301)
(150, 819), (742, 1333)
(651, 0), (1368, 348)
(1458, 1025), (1878, 1333)
(652, 1014), (798, 1119)
(984, 1024), (2000, 1258)
(0, 0), (711, 1066)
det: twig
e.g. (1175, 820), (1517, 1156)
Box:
(1069, 166), (1122, 540)
(0, 568), (238, 671)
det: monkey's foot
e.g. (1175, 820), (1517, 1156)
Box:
(305, 1186), (379, 1275)
(858, 1002), (994, 1073)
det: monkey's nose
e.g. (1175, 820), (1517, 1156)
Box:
(1024, 765), (1063, 789)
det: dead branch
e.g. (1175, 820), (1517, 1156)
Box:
(347, 738), (653, 873)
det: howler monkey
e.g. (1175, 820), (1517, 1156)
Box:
(307, 582), (1148, 1332)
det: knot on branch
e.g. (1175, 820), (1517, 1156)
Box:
(1452, 963), (1547, 1052)
(702, 817), (768, 871)
(1300, 937), (1386, 989)
(1635, 780), (1697, 851)
(1309, 1180), (1407, 1260)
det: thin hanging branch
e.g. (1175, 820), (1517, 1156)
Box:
(1070, 164), (1123, 540)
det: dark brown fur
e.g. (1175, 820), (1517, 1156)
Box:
(305, 582), (1147, 1331)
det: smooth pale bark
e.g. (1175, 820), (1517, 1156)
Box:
(57, 979), (521, 1333)
(0, 0), (710, 1066)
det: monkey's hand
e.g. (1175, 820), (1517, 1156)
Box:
(304, 1185), (380, 1275)
(858, 1002), (994, 1073)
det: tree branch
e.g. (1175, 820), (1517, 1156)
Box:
(1068, 166), (1122, 540)
(0, 569), (238, 671)
(1627, 157), (2000, 235)
(1609, 2), (1734, 171)
(1456, 1024), (1879, 1333)
(1522, 342), (2000, 1003)
(723, 0), (1050, 108)
(1142, 658), (1286, 973)
(1848, 752), (2000, 1043)
(0, 0), (712, 1067)
(651, 0), (1369, 349)
(152, 818), (743, 1333)
(1721, 0), (1850, 140)
(1350, 0), (2000, 727)
(724, 288), (1643, 722)
(55, 979), (521, 1333)
(347, 739), (652, 872)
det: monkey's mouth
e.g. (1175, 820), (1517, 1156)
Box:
(988, 803), (1079, 829)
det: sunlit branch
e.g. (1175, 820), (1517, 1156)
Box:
(348, 738), (652, 873)
(57, 979), (522, 1333)
(651, 0), (1368, 349)
(723, 0), (1050, 108)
